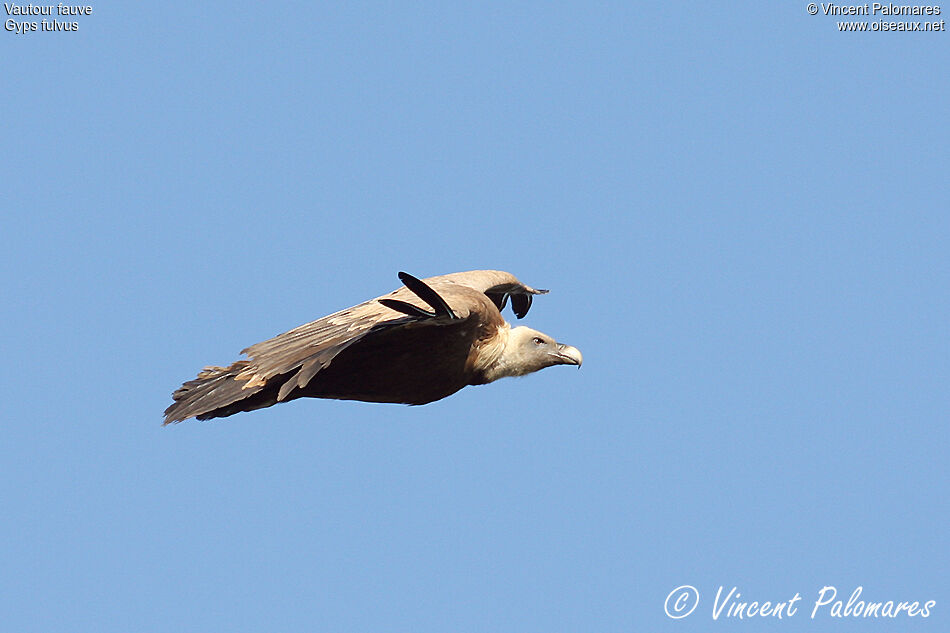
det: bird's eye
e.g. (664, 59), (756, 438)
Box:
(533, 337), (544, 345)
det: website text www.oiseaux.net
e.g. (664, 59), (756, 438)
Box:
(813, 3), (946, 31)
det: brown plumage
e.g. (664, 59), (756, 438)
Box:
(164, 270), (582, 424)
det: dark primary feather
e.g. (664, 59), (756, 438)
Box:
(377, 298), (438, 319)
(395, 271), (458, 319)
(511, 293), (533, 319)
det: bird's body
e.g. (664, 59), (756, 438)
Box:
(164, 270), (581, 424)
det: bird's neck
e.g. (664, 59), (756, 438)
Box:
(474, 325), (528, 384)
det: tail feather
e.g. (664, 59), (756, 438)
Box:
(164, 361), (278, 424)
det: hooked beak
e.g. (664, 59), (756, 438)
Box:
(554, 343), (583, 367)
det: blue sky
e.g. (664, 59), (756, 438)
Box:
(2, 3), (947, 631)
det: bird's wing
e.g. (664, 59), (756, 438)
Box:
(424, 270), (549, 318)
(237, 273), (503, 401)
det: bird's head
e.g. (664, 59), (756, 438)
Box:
(485, 326), (582, 381)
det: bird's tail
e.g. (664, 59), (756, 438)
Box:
(163, 361), (281, 424)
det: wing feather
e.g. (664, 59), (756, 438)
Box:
(237, 278), (494, 394)
(427, 270), (548, 319)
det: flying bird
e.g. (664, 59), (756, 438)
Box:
(164, 270), (582, 424)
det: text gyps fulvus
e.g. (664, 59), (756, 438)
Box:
(164, 270), (582, 424)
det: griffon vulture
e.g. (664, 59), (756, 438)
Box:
(164, 270), (582, 424)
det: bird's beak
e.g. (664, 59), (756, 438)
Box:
(554, 343), (583, 367)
